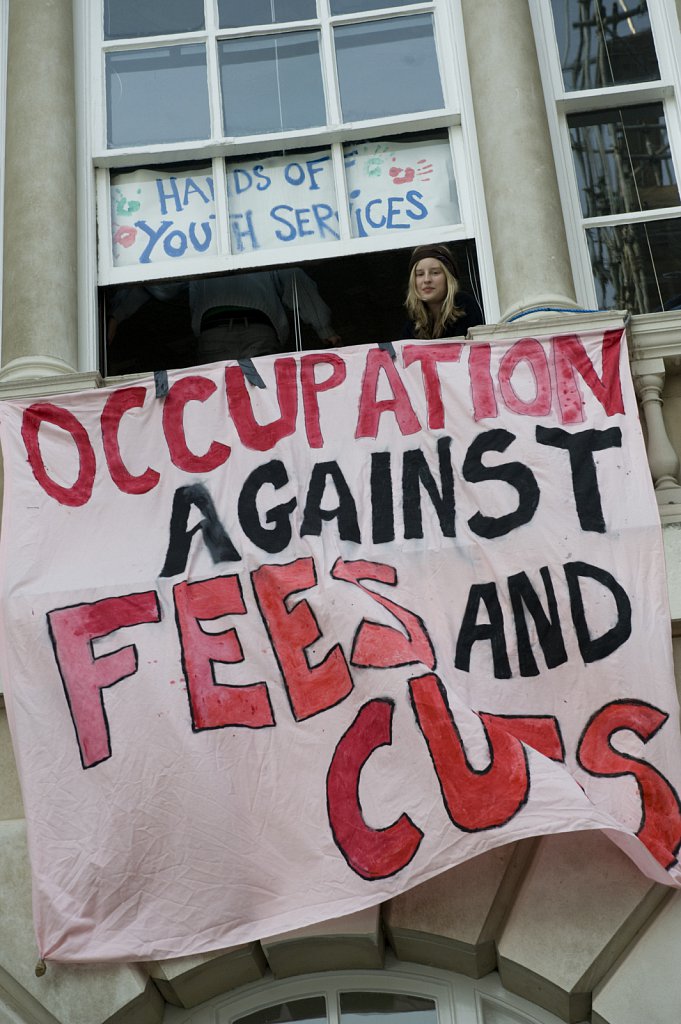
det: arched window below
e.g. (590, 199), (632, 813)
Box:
(163, 962), (581, 1024)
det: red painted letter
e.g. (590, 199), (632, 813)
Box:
(47, 592), (161, 767)
(174, 576), (274, 732)
(410, 673), (530, 830)
(332, 558), (435, 669)
(101, 386), (160, 494)
(327, 699), (423, 879)
(403, 343), (463, 430)
(226, 357), (298, 451)
(252, 558), (353, 720)
(355, 349), (421, 439)
(498, 339), (552, 417)
(301, 353), (346, 447)
(162, 376), (230, 472)
(468, 343), (498, 420)
(22, 403), (96, 507)
(578, 700), (681, 869)
(553, 328), (624, 424)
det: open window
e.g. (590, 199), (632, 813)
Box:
(92, 0), (487, 374)
(103, 239), (482, 375)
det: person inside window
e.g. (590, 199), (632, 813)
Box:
(108, 267), (341, 363)
(401, 244), (483, 340)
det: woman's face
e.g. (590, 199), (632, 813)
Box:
(414, 258), (448, 306)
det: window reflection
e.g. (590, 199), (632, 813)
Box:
(219, 32), (326, 136)
(550, 0), (659, 91)
(335, 15), (444, 121)
(568, 103), (680, 218)
(219, 0), (317, 28)
(586, 218), (681, 312)
(339, 991), (438, 1024)
(106, 45), (210, 148)
(104, 0), (204, 39)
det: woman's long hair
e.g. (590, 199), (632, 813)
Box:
(404, 260), (464, 339)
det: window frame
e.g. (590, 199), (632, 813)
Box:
(161, 962), (570, 1024)
(77, 0), (497, 372)
(89, 2), (488, 277)
(529, 0), (681, 311)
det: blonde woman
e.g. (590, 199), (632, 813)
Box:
(402, 244), (483, 340)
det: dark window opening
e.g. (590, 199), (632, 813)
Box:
(102, 241), (482, 376)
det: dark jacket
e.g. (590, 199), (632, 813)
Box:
(399, 291), (484, 339)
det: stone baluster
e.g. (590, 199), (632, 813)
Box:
(633, 358), (681, 506)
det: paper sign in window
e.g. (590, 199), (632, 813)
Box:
(110, 166), (217, 268)
(343, 136), (460, 238)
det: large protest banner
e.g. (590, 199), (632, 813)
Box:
(1, 325), (681, 964)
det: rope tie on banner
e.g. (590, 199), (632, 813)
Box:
(154, 369), (169, 398)
(378, 341), (396, 360)
(238, 359), (266, 388)
(292, 272), (303, 353)
(35, 959), (46, 977)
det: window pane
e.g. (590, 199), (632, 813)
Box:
(106, 45), (210, 148)
(226, 148), (337, 253)
(234, 998), (327, 1024)
(549, 0), (659, 90)
(219, 0), (316, 28)
(344, 133), (459, 238)
(335, 15), (444, 121)
(331, 0), (414, 13)
(586, 218), (681, 313)
(110, 164), (216, 267)
(568, 103), (680, 218)
(340, 992), (437, 1024)
(104, 0), (205, 39)
(220, 33), (325, 136)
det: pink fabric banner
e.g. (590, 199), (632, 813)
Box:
(1, 325), (680, 964)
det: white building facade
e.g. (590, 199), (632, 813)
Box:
(2, 2), (681, 1022)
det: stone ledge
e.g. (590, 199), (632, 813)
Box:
(261, 908), (384, 978)
(496, 831), (667, 1023)
(592, 891), (681, 1024)
(0, 367), (102, 398)
(384, 841), (536, 978)
(147, 943), (267, 1009)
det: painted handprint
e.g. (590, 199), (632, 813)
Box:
(112, 187), (141, 217)
(388, 156), (434, 185)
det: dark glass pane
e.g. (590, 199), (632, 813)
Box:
(340, 992), (437, 1024)
(586, 218), (681, 312)
(568, 103), (680, 217)
(106, 45), (210, 148)
(550, 0), (659, 90)
(219, 0), (316, 27)
(104, 0), (204, 39)
(331, 0), (414, 12)
(335, 15), (443, 121)
(235, 998), (327, 1024)
(220, 32), (325, 136)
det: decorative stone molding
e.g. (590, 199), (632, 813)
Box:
(631, 357), (681, 511)
(384, 842), (536, 979)
(496, 832), (667, 1023)
(147, 944), (267, 1010)
(260, 907), (384, 979)
(0, 362), (102, 396)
